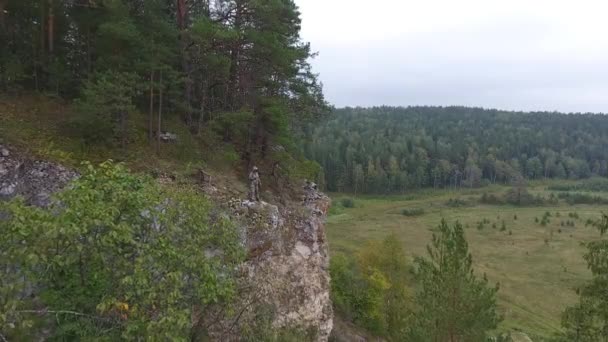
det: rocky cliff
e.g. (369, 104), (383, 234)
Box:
(213, 189), (333, 340)
(0, 145), (333, 341)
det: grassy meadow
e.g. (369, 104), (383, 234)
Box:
(327, 182), (607, 339)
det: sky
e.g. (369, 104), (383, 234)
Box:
(296, 0), (608, 113)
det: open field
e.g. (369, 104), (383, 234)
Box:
(326, 183), (606, 339)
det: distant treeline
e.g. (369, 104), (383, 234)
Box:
(304, 107), (608, 193)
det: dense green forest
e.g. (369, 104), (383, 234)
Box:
(305, 107), (608, 193)
(1, 0), (327, 160)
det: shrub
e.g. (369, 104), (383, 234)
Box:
(505, 188), (540, 206)
(402, 208), (425, 216)
(559, 192), (608, 205)
(0, 162), (244, 340)
(341, 197), (355, 208)
(568, 212), (580, 219)
(548, 178), (608, 192)
(330, 235), (410, 339)
(446, 198), (469, 207)
(479, 193), (504, 205)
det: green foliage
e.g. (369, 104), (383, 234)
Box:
(556, 213), (608, 341)
(210, 111), (255, 147)
(401, 208), (425, 216)
(0, 162), (244, 340)
(240, 305), (318, 342)
(480, 192), (505, 205)
(68, 71), (139, 147)
(446, 197), (470, 207)
(306, 107), (608, 193)
(340, 198), (355, 208)
(409, 220), (502, 341)
(330, 235), (411, 339)
(548, 178), (608, 192)
(557, 192), (608, 205)
(2, 0), (328, 163)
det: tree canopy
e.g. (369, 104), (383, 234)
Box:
(1, 0), (328, 157)
(305, 106), (608, 193)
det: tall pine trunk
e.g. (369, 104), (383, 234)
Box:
(227, 1), (242, 110)
(197, 83), (207, 135)
(47, 0), (54, 53)
(176, 0), (193, 127)
(0, 0), (6, 32)
(148, 70), (155, 143)
(157, 69), (163, 155)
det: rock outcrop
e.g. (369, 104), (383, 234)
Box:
(207, 187), (333, 341)
(0, 145), (77, 207)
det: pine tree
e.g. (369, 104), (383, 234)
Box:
(557, 214), (608, 341)
(409, 219), (501, 342)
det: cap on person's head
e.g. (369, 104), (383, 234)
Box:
(253, 166), (258, 171)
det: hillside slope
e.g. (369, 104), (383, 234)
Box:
(305, 106), (608, 193)
(0, 96), (333, 340)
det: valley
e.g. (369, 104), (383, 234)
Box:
(327, 182), (606, 338)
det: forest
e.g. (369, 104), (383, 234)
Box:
(1, 0), (328, 160)
(304, 106), (608, 193)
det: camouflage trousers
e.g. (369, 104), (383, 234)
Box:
(249, 183), (260, 201)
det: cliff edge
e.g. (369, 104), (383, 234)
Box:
(0, 145), (333, 341)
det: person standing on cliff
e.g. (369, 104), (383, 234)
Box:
(249, 166), (261, 201)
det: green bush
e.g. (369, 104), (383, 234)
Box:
(446, 198), (469, 207)
(340, 198), (355, 208)
(0, 161), (244, 340)
(330, 235), (410, 339)
(479, 193), (504, 205)
(401, 208), (425, 216)
(548, 178), (608, 192)
(64, 112), (115, 146)
(558, 192), (608, 205)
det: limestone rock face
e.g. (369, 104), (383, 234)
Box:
(213, 189), (333, 341)
(0, 146), (78, 206)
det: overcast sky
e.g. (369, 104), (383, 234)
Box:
(297, 0), (608, 113)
